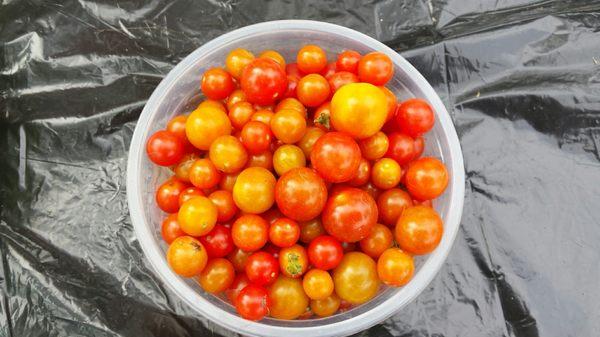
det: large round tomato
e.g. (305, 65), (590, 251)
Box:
(279, 244), (308, 278)
(146, 130), (185, 166)
(359, 223), (393, 258)
(201, 67), (235, 100)
(209, 135), (248, 173)
(269, 218), (300, 248)
(310, 132), (361, 183)
(156, 178), (188, 213)
(322, 187), (378, 242)
(405, 157), (448, 201)
(395, 205), (443, 255)
(198, 258), (235, 293)
(233, 167), (276, 214)
(186, 106), (232, 150)
(161, 213), (185, 244)
(377, 248), (414, 286)
(395, 98), (435, 137)
(275, 167), (328, 221)
(377, 188), (413, 226)
(245, 251), (279, 286)
(358, 52), (393, 86)
(231, 214), (269, 251)
(330, 83), (388, 139)
(269, 276), (309, 320)
(333, 252), (379, 304)
(307, 235), (343, 270)
(177, 197), (217, 236)
(225, 48), (254, 79)
(235, 284), (270, 321)
(240, 58), (287, 105)
(199, 224), (234, 258)
(167, 236), (208, 277)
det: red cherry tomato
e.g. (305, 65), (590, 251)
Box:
(377, 188), (413, 226)
(199, 224), (234, 258)
(146, 130), (185, 166)
(347, 158), (371, 187)
(275, 167), (328, 222)
(241, 58), (288, 105)
(201, 67), (235, 100)
(358, 52), (394, 86)
(297, 45), (327, 74)
(284, 74), (299, 98)
(156, 178), (188, 213)
(245, 251), (279, 286)
(395, 98), (435, 137)
(385, 133), (416, 165)
(235, 284), (271, 321)
(327, 71), (358, 94)
(308, 235), (343, 270)
(161, 213), (185, 244)
(336, 50), (361, 73)
(310, 132), (361, 183)
(269, 218), (301, 248)
(322, 187), (378, 242)
(240, 121), (272, 154)
(405, 157), (448, 201)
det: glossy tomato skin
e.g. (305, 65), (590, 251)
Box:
(225, 48), (254, 79)
(245, 251), (280, 286)
(219, 172), (239, 192)
(302, 269), (334, 300)
(241, 121), (272, 155)
(273, 145), (306, 176)
(189, 158), (221, 189)
(310, 132), (361, 183)
(386, 133), (416, 165)
(146, 130), (185, 166)
(320, 62), (337, 78)
(379, 86), (398, 121)
(269, 276), (309, 320)
(297, 127), (325, 158)
(307, 235), (343, 270)
(371, 158), (402, 190)
(226, 89), (247, 110)
(413, 136), (425, 159)
(209, 135), (249, 174)
(336, 50), (361, 73)
(233, 167), (276, 214)
(358, 52), (393, 86)
(297, 74), (330, 107)
(174, 153), (200, 183)
(241, 58), (287, 105)
(395, 205), (443, 255)
(269, 218), (300, 248)
(377, 188), (414, 226)
(186, 106), (232, 150)
(359, 223), (393, 258)
(178, 197), (218, 236)
(201, 67), (235, 100)
(330, 83), (388, 139)
(198, 258), (235, 293)
(284, 74), (299, 98)
(279, 244), (309, 278)
(167, 236), (208, 277)
(275, 167), (328, 222)
(377, 248), (414, 286)
(322, 187), (378, 242)
(235, 284), (271, 321)
(199, 224), (234, 258)
(156, 178), (188, 213)
(161, 213), (185, 244)
(246, 151), (273, 170)
(395, 98), (435, 137)
(275, 97), (306, 115)
(232, 214), (269, 251)
(333, 252), (379, 304)
(228, 102), (255, 130)
(260, 50), (286, 69)
(359, 131), (389, 161)
(270, 109), (306, 144)
(405, 157), (448, 201)
(297, 45), (327, 74)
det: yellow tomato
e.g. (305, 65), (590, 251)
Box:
(232, 167), (276, 213)
(371, 158), (402, 189)
(273, 144), (306, 176)
(333, 252), (379, 304)
(330, 83), (387, 139)
(177, 197), (218, 236)
(225, 48), (254, 79)
(302, 269), (334, 300)
(269, 276), (309, 320)
(209, 135), (248, 173)
(185, 106), (231, 150)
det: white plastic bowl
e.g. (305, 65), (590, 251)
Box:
(127, 20), (464, 337)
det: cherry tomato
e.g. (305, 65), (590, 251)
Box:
(219, 172), (239, 192)
(259, 50), (286, 69)
(209, 135), (248, 173)
(299, 218), (325, 244)
(273, 145), (306, 176)
(377, 188), (413, 226)
(303, 269), (334, 300)
(327, 71), (358, 94)
(198, 99), (227, 112)
(166, 115), (195, 152)
(270, 109), (306, 144)
(240, 121), (272, 155)
(156, 178), (188, 213)
(311, 132), (361, 183)
(241, 58), (287, 105)
(348, 158), (371, 186)
(405, 157), (448, 200)
(279, 244), (308, 278)
(361, 181), (382, 200)
(250, 109), (274, 125)
(377, 248), (414, 286)
(395, 98), (434, 137)
(330, 83), (388, 139)
(161, 213), (185, 244)
(286, 62), (303, 77)
(358, 52), (393, 85)
(297, 127), (325, 158)
(228, 101), (255, 130)
(208, 190), (238, 222)
(322, 187), (378, 242)
(236, 284), (270, 321)
(359, 131), (389, 161)
(233, 167), (276, 214)
(311, 294), (341, 317)
(413, 136), (425, 159)
(232, 214), (269, 251)
(146, 130), (185, 166)
(320, 62), (337, 78)
(174, 153), (200, 183)
(269, 218), (300, 248)
(275, 167), (328, 222)
(297, 74), (330, 107)
(199, 224), (234, 258)
(188, 158), (221, 189)
(178, 197), (217, 236)
(307, 235), (343, 270)
(227, 273), (250, 303)
(226, 48), (255, 79)
(201, 67), (235, 100)
(228, 247), (252, 272)
(371, 158), (402, 190)
(386, 133), (415, 165)
(297, 45), (327, 74)
(336, 50), (361, 73)
(333, 252), (379, 304)
(359, 223), (393, 258)
(178, 186), (205, 206)
(313, 102), (331, 130)
(186, 106), (232, 150)
(226, 89), (247, 110)
(198, 258), (235, 293)
(275, 97), (306, 116)
(167, 236), (208, 277)
(269, 276), (309, 319)
(246, 151), (273, 170)
(395, 205), (443, 255)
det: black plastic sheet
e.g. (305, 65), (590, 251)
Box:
(2, 1), (600, 336)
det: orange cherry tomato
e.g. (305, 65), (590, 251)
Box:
(299, 218), (325, 244)
(246, 151), (274, 170)
(269, 276), (309, 320)
(359, 131), (389, 161)
(395, 205), (443, 255)
(310, 132), (361, 183)
(209, 135), (248, 173)
(275, 97), (306, 116)
(250, 109), (275, 125)
(174, 153), (200, 183)
(156, 177), (188, 213)
(348, 158), (371, 187)
(161, 213), (185, 244)
(269, 218), (300, 248)
(330, 82), (388, 139)
(371, 158), (402, 190)
(167, 236), (208, 277)
(228, 101), (256, 130)
(275, 167), (328, 222)
(259, 50), (286, 69)
(198, 258), (235, 293)
(279, 244), (309, 278)
(233, 167), (276, 214)
(219, 172), (239, 192)
(377, 248), (414, 286)
(208, 190), (238, 223)
(332, 252), (378, 304)
(188, 158), (221, 189)
(178, 197), (218, 236)
(297, 74), (330, 107)
(358, 52), (394, 86)
(226, 89), (247, 110)
(201, 67), (235, 100)
(336, 50), (361, 73)
(186, 106), (232, 150)
(166, 115), (189, 141)
(297, 126), (325, 158)
(232, 214), (269, 251)
(377, 188), (413, 226)
(322, 187), (378, 242)
(302, 269), (334, 300)
(241, 121), (272, 154)
(270, 109), (306, 144)
(273, 145), (306, 176)
(297, 45), (327, 74)
(178, 187), (205, 206)
(225, 48), (255, 79)
(311, 294), (341, 317)
(405, 157), (448, 200)
(359, 223), (393, 258)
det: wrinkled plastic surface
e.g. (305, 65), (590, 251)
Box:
(1, 1), (600, 337)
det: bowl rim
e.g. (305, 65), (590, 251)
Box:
(127, 19), (465, 337)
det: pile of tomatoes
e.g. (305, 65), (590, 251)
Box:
(145, 45), (449, 321)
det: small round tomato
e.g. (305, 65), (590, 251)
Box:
(219, 172), (239, 192)
(198, 258), (235, 293)
(259, 50), (286, 69)
(188, 158), (221, 189)
(161, 213), (185, 244)
(333, 252), (378, 304)
(336, 50), (361, 73)
(359, 223), (393, 258)
(186, 106), (232, 150)
(313, 102), (331, 130)
(297, 74), (330, 107)
(208, 190), (238, 222)
(174, 153), (200, 183)
(269, 276), (309, 319)
(199, 224), (234, 258)
(245, 251), (279, 286)
(299, 218), (325, 244)
(250, 109), (275, 125)
(209, 135), (248, 173)
(377, 248), (414, 286)
(395, 98), (434, 137)
(228, 247), (252, 272)
(226, 48), (255, 79)
(413, 136), (425, 159)
(275, 97), (306, 116)
(327, 71), (358, 94)
(359, 131), (389, 161)
(297, 126), (325, 158)
(240, 121), (272, 154)
(320, 62), (336, 78)
(241, 58), (287, 105)
(270, 109), (306, 144)
(322, 187), (378, 242)
(178, 197), (218, 236)
(297, 45), (327, 74)
(228, 101), (255, 130)
(273, 145), (306, 176)
(233, 167), (276, 214)
(361, 181), (382, 200)
(236, 284), (271, 321)
(311, 132), (361, 183)
(330, 83), (388, 139)
(226, 273), (250, 304)
(371, 158), (402, 190)
(226, 89), (247, 110)
(201, 67), (235, 100)
(358, 52), (393, 86)
(279, 244), (308, 278)
(395, 206), (443, 255)
(275, 167), (328, 222)
(167, 236), (208, 277)
(405, 157), (448, 200)
(386, 133), (415, 165)
(146, 130), (185, 166)
(303, 269), (334, 300)
(246, 151), (273, 170)
(377, 188), (413, 226)
(311, 294), (340, 317)
(156, 178), (188, 213)
(232, 214), (269, 251)
(269, 218), (300, 248)
(178, 187), (205, 206)
(198, 99), (227, 112)
(308, 235), (343, 270)
(348, 158), (371, 186)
